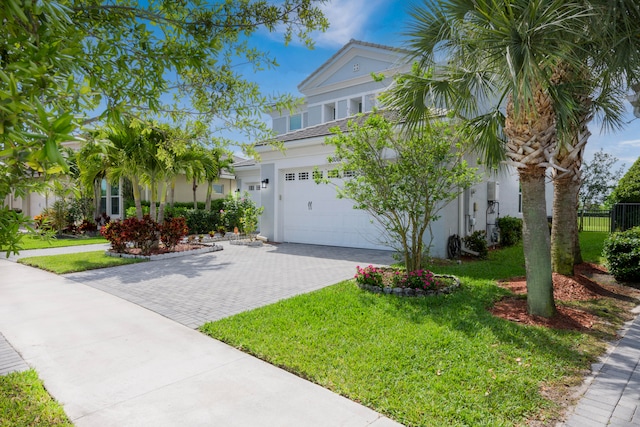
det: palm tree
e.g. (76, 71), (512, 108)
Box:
(549, 1), (640, 275)
(384, 0), (594, 317)
(204, 148), (233, 211)
(79, 121), (148, 220)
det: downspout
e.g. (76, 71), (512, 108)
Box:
(458, 190), (465, 238)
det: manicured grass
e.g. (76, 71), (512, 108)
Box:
(200, 232), (618, 426)
(19, 234), (107, 250)
(18, 251), (146, 274)
(0, 370), (72, 426)
(578, 231), (608, 265)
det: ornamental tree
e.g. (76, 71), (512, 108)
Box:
(323, 114), (480, 272)
(578, 149), (624, 229)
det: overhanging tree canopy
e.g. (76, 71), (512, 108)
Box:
(0, 0), (328, 255)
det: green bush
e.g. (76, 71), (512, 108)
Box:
(612, 156), (640, 203)
(125, 205), (150, 219)
(496, 215), (523, 246)
(222, 193), (261, 232)
(603, 227), (640, 282)
(463, 230), (488, 259)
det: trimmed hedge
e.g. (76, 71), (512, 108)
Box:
(497, 215), (523, 247)
(603, 226), (640, 282)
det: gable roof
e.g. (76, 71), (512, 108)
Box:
(297, 39), (410, 94)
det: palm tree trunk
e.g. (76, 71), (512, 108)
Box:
(520, 166), (556, 317)
(551, 108), (590, 274)
(93, 179), (101, 219)
(551, 176), (579, 274)
(131, 175), (143, 220)
(158, 181), (169, 224)
(170, 177), (176, 208)
(205, 181), (213, 211)
(192, 177), (198, 210)
(149, 178), (157, 221)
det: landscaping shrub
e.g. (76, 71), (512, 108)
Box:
(161, 217), (189, 250)
(124, 216), (160, 255)
(78, 219), (97, 234)
(125, 205), (150, 219)
(603, 227), (640, 282)
(186, 209), (219, 234)
(101, 216), (160, 255)
(496, 215), (523, 246)
(393, 269), (437, 290)
(101, 221), (127, 253)
(463, 230), (488, 258)
(222, 193), (261, 232)
(354, 265), (385, 287)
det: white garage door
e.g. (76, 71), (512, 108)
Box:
(282, 168), (383, 249)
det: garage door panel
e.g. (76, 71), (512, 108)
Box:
(282, 168), (382, 249)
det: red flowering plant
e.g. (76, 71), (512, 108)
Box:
(354, 265), (385, 288)
(395, 269), (436, 290)
(355, 265), (439, 291)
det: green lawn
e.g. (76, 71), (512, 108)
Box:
(18, 234), (108, 250)
(201, 232), (623, 426)
(18, 251), (146, 274)
(0, 370), (72, 427)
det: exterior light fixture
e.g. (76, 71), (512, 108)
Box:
(261, 178), (269, 189)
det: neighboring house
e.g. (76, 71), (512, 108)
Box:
(235, 39), (552, 258)
(6, 139), (240, 221)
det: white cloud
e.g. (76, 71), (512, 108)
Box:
(618, 139), (640, 147)
(313, 0), (388, 48)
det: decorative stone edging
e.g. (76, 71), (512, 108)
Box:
(357, 274), (461, 297)
(105, 243), (223, 261)
(229, 239), (263, 247)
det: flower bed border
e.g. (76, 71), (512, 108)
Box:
(105, 243), (223, 261)
(357, 274), (461, 297)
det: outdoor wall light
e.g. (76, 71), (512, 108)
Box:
(261, 178), (269, 189)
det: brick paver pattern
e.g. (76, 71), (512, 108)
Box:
(65, 242), (395, 329)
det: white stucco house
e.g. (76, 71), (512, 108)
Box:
(234, 39), (553, 259)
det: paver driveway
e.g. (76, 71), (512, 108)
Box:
(65, 241), (395, 328)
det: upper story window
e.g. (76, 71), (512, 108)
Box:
(289, 114), (302, 131)
(324, 103), (336, 122)
(349, 97), (363, 115)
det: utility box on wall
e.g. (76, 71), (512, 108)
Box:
(487, 181), (499, 202)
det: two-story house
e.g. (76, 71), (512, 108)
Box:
(235, 39), (543, 258)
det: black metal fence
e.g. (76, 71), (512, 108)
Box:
(578, 208), (611, 232)
(611, 203), (640, 232)
(577, 204), (640, 232)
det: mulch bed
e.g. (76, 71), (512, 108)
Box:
(491, 263), (640, 330)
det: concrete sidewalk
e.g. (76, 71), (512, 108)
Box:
(0, 260), (402, 426)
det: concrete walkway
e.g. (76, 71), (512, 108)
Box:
(4, 241), (640, 426)
(0, 242), (400, 426)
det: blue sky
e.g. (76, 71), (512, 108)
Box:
(237, 0), (640, 172)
